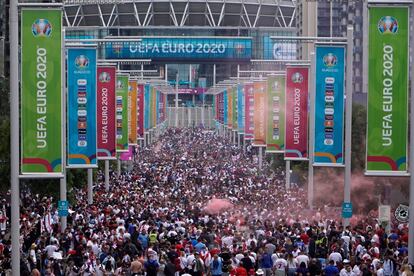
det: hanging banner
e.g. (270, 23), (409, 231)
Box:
(67, 48), (97, 168)
(266, 75), (285, 153)
(97, 66), (116, 160)
(237, 84), (245, 133)
(244, 83), (254, 140)
(366, 6), (409, 175)
(116, 74), (129, 152)
(120, 145), (134, 161)
(314, 45), (345, 166)
(144, 84), (150, 132)
(137, 83), (144, 139)
(253, 80), (266, 147)
(128, 80), (138, 145)
(223, 89), (228, 126)
(232, 86), (238, 130)
(285, 66), (309, 160)
(228, 88), (233, 129)
(21, 9), (63, 176)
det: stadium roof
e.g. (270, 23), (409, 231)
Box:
(62, 0), (296, 28)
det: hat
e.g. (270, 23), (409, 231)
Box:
(343, 259), (350, 264)
(256, 269), (265, 275)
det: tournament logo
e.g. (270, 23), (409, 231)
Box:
(99, 72), (111, 83)
(112, 43), (123, 54)
(323, 53), (337, 67)
(75, 55), (89, 69)
(272, 81), (279, 91)
(291, 72), (304, 84)
(378, 16), (398, 34)
(234, 43), (245, 55)
(117, 80), (124, 89)
(394, 204), (409, 223)
(32, 19), (52, 37)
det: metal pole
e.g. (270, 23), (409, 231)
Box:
(182, 106), (185, 127)
(175, 73), (179, 127)
(202, 95), (205, 127)
(286, 160), (291, 190)
(308, 52), (316, 209)
(59, 176), (67, 231)
(60, 28), (67, 233)
(259, 147), (263, 170)
(408, 5), (414, 263)
(105, 160), (110, 191)
(188, 107), (192, 127)
(87, 169), (93, 205)
(343, 26), (354, 227)
(238, 134), (241, 147)
(233, 131), (236, 145)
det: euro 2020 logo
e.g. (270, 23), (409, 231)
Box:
(32, 19), (52, 37)
(99, 72), (111, 83)
(291, 72), (304, 84)
(378, 16), (398, 34)
(323, 53), (337, 67)
(117, 80), (124, 89)
(75, 55), (89, 69)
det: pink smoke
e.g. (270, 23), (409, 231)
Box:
(204, 198), (234, 214)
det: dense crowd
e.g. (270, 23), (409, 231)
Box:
(0, 128), (412, 276)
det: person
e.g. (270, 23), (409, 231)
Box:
(340, 260), (356, 276)
(382, 253), (396, 276)
(210, 253), (224, 276)
(287, 254), (298, 276)
(324, 260), (339, 276)
(328, 250), (342, 266)
(192, 252), (204, 276)
(295, 262), (309, 276)
(296, 252), (309, 269)
(401, 265), (413, 276)
(164, 257), (177, 276)
(274, 255), (288, 276)
(260, 251), (273, 276)
(131, 255), (144, 276)
(145, 257), (160, 276)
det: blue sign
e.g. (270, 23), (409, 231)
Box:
(144, 84), (150, 131)
(67, 48), (97, 168)
(342, 202), (353, 218)
(58, 200), (69, 217)
(105, 37), (252, 61)
(223, 89), (228, 125)
(237, 84), (245, 133)
(263, 36), (297, 60)
(313, 46), (345, 166)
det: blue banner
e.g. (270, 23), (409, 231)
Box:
(263, 36), (297, 60)
(237, 84), (245, 133)
(144, 84), (150, 131)
(223, 89), (228, 125)
(313, 45), (345, 166)
(67, 48), (97, 168)
(105, 37), (252, 61)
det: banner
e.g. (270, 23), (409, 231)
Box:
(285, 66), (309, 160)
(97, 66), (116, 160)
(116, 74), (129, 152)
(244, 83), (254, 139)
(314, 45), (345, 166)
(366, 6), (409, 175)
(237, 84), (245, 133)
(266, 75), (285, 153)
(253, 81), (266, 146)
(21, 9), (63, 175)
(232, 86), (238, 130)
(223, 89), (228, 126)
(120, 145), (134, 161)
(67, 48), (97, 168)
(137, 83), (144, 139)
(128, 80), (138, 145)
(228, 88), (233, 129)
(144, 84), (150, 132)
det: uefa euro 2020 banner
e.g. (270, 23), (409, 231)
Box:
(266, 75), (285, 153)
(227, 88), (233, 129)
(116, 74), (129, 152)
(137, 84), (145, 139)
(244, 83), (254, 140)
(285, 66), (309, 161)
(253, 80), (266, 147)
(128, 80), (138, 145)
(21, 9), (63, 176)
(232, 86), (238, 130)
(313, 45), (345, 166)
(97, 66), (116, 160)
(67, 48), (97, 168)
(144, 84), (150, 132)
(223, 89), (228, 126)
(366, 6), (409, 175)
(237, 84), (245, 133)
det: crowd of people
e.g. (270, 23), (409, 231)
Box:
(0, 127), (412, 276)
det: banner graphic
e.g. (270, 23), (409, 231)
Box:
(128, 80), (138, 145)
(116, 74), (129, 152)
(253, 81), (266, 146)
(266, 75), (285, 153)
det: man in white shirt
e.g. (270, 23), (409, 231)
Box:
(329, 250), (342, 265)
(296, 252), (309, 268)
(340, 260), (356, 276)
(274, 256), (288, 276)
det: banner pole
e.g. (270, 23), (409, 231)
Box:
(308, 52), (316, 209)
(105, 160), (110, 191)
(87, 168), (93, 205)
(343, 26), (354, 227)
(117, 157), (121, 176)
(9, 0), (20, 273)
(408, 2), (414, 263)
(259, 146), (263, 170)
(175, 73), (179, 127)
(286, 160), (291, 190)
(60, 28), (67, 233)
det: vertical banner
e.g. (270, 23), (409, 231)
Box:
(223, 89), (228, 126)
(232, 86), (238, 130)
(67, 48), (97, 168)
(144, 84), (150, 132)
(116, 74), (129, 152)
(266, 75), (285, 153)
(237, 84), (245, 133)
(285, 66), (309, 160)
(253, 80), (267, 146)
(244, 83), (254, 139)
(227, 88), (233, 129)
(120, 145), (133, 161)
(97, 66), (116, 160)
(128, 80), (138, 145)
(366, 6), (409, 175)
(314, 45), (345, 166)
(21, 9), (63, 175)
(137, 83), (144, 139)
